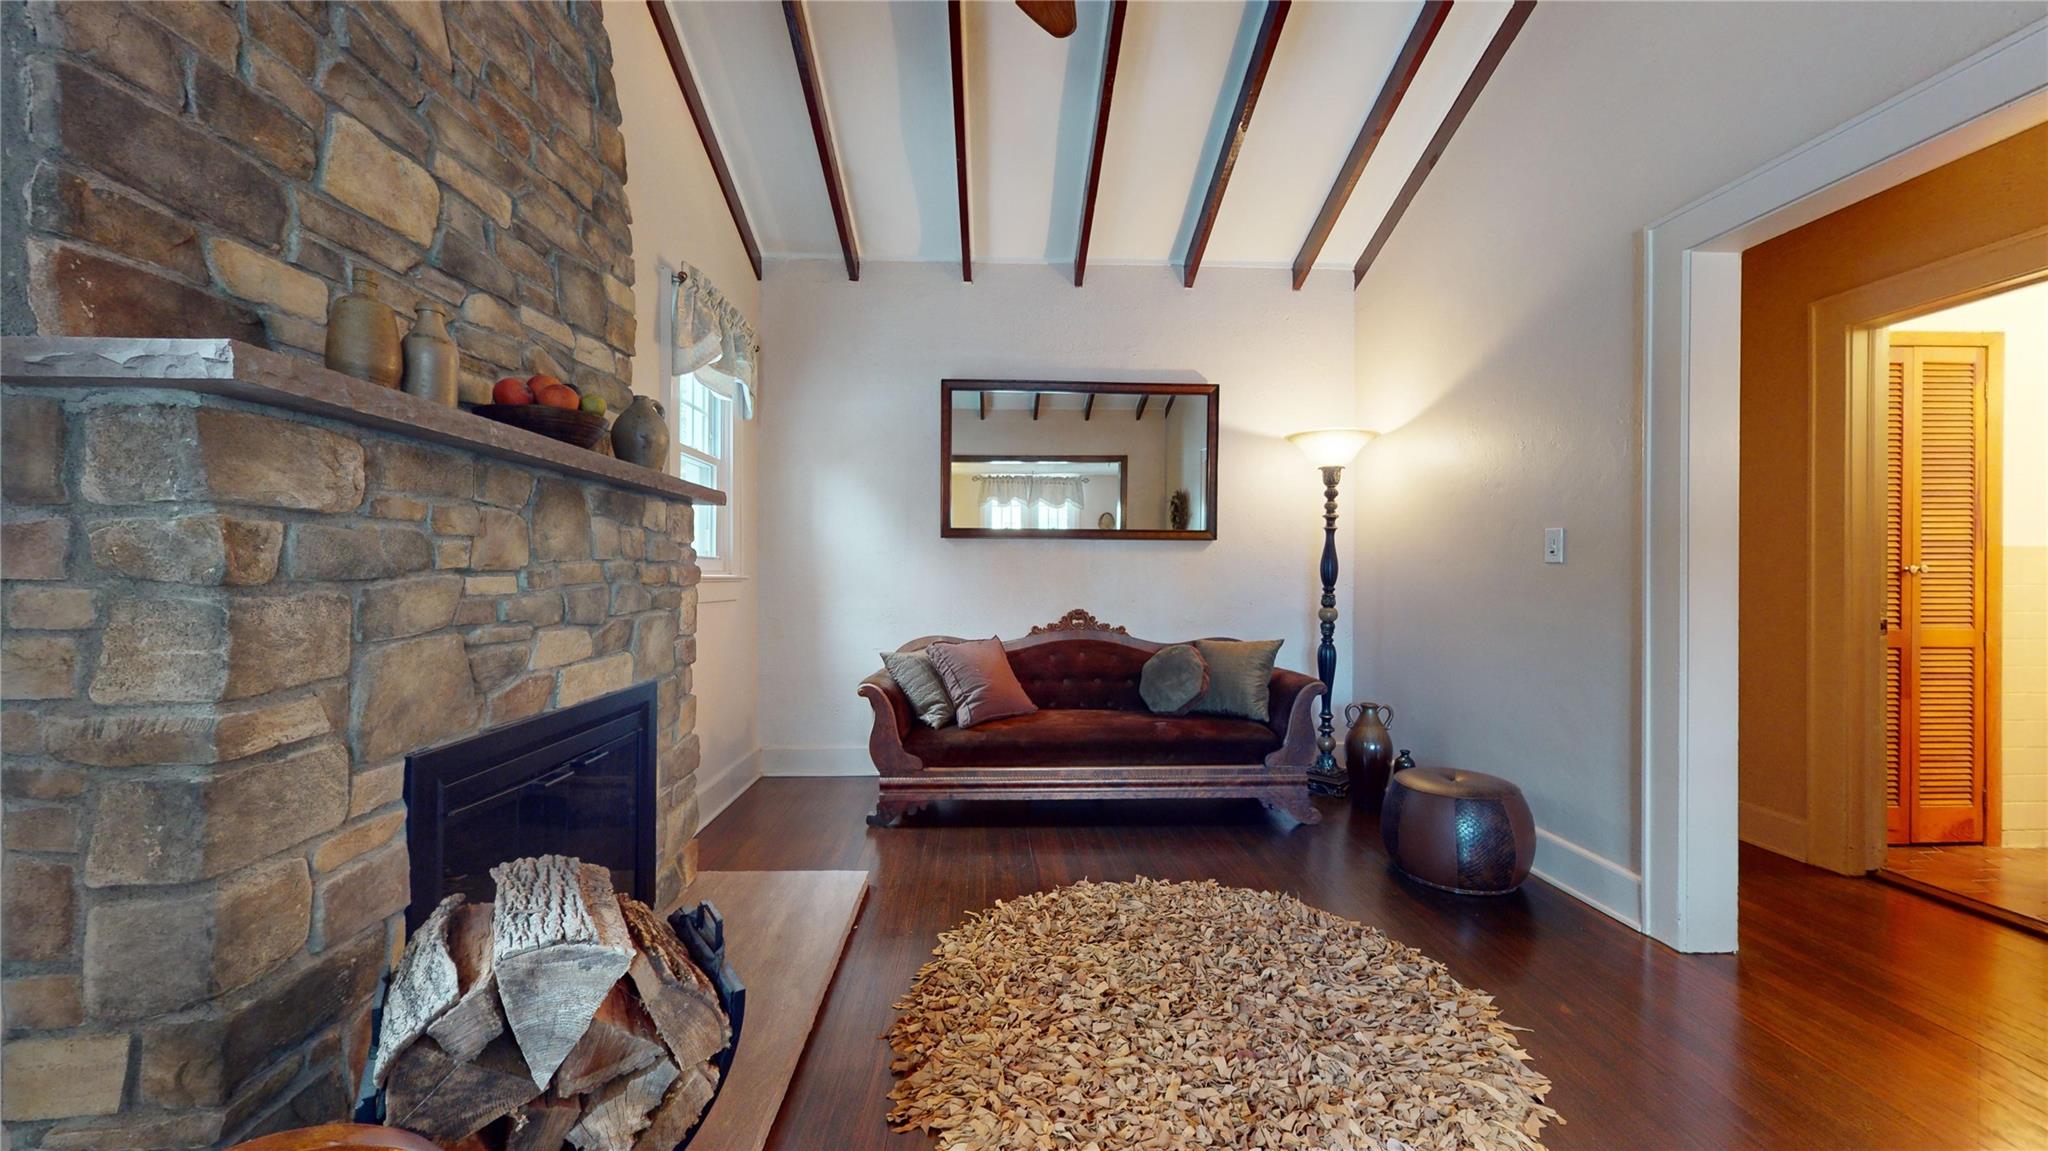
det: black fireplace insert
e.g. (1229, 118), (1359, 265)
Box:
(404, 682), (657, 930)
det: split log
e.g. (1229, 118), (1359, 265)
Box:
(506, 1095), (583, 1151)
(553, 983), (664, 1097)
(425, 901), (505, 1062)
(567, 1059), (679, 1151)
(370, 895), (465, 1086)
(491, 856), (636, 1090)
(617, 896), (728, 1069)
(384, 1034), (535, 1142)
(632, 1063), (719, 1151)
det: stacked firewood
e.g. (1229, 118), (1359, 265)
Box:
(370, 856), (731, 1151)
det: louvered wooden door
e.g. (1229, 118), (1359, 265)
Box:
(1884, 336), (1993, 845)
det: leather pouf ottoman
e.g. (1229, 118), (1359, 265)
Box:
(1380, 767), (1535, 895)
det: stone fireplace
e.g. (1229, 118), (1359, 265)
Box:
(0, 1), (707, 1144)
(0, 341), (710, 1149)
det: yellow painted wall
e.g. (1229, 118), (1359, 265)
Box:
(1738, 123), (2048, 849)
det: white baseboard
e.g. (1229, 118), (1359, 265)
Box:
(696, 747), (763, 830)
(1738, 802), (1807, 861)
(760, 746), (877, 777)
(1529, 829), (1643, 931)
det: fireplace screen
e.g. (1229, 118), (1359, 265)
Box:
(404, 682), (657, 930)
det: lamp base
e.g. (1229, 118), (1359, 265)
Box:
(1307, 756), (1348, 798)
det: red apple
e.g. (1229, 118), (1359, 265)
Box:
(492, 377), (534, 405)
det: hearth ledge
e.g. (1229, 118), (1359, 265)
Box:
(2, 337), (724, 506)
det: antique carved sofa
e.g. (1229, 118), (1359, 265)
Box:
(858, 611), (1324, 828)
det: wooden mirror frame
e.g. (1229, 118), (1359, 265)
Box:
(939, 379), (1219, 540)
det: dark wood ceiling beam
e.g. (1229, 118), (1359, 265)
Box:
(646, 0), (761, 281)
(782, 0), (860, 281)
(1291, 0), (1450, 290)
(1017, 0), (1078, 37)
(1179, 0), (1290, 289)
(1083, 394), (1095, 421)
(1134, 394), (1149, 420)
(1073, 0), (1127, 287)
(1354, 1), (1533, 287)
(949, 0), (971, 282)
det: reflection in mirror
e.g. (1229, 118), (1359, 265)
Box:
(940, 382), (1217, 539)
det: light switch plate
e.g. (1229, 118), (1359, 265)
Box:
(1544, 528), (1566, 564)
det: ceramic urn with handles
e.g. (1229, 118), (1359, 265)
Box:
(1344, 702), (1396, 808)
(611, 395), (670, 469)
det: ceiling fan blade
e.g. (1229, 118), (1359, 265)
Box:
(1016, 0), (1078, 37)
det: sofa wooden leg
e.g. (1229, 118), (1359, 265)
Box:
(867, 798), (926, 828)
(1261, 790), (1322, 829)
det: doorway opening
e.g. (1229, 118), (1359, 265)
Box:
(1872, 279), (2047, 933)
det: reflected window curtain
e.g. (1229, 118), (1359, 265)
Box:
(1032, 476), (1084, 529)
(977, 474), (1030, 530)
(976, 475), (1084, 530)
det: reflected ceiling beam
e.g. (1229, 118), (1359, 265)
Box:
(1083, 394), (1096, 421)
(1354, 1), (1534, 287)
(949, 0), (971, 282)
(1031, 393), (1043, 420)
(782, 0), (860, 281)
(1180, 0), (1291, 289)
(647, 0), (760, 280)
(1134, 395), (1150, 420)
(1291, 0), (1451, 290)
(1073, 0), (1127, 288)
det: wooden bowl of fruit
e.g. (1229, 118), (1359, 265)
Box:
(474, 375), (609, 449)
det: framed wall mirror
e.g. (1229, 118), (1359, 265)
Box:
(940, 379), (1218, 540)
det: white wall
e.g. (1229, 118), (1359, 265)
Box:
(1893, 281), (2048, 844)
(758, 260), (1357, 773)
(610, 0), (763, 826)
(1347, 1), (2046, 917)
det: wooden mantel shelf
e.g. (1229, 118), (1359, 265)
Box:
(1, 337), (725, 506)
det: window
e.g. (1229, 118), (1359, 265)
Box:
(669, 371), (737, 574)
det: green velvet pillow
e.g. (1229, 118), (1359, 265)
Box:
(882, 649), (955, 728)
(1140, 644), (1209, 715)
(1189, 639), (1282, 722)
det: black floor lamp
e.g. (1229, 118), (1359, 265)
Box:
(1286, 428), (1378, 797)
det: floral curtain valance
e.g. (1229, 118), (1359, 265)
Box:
(670, 263), (758, 419)
(974, 474), (1088, 511)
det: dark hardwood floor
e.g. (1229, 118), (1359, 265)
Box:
(696, 778), (2048, 1150)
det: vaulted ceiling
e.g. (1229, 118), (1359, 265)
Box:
(654, 0), (1527, 287)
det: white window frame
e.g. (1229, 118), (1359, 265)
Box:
(666, 370), (740, 577)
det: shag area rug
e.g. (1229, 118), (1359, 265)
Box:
(886, 878), (1559, 1151)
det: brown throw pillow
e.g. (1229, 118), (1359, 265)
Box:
(926, 637), (1038, 728)
(1140, 644), (1209, 715)
(1189, 638), (1282, 722)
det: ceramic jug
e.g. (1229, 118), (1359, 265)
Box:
(1344, 702), (1396, 807)
(400, 305), (459, 406)
(611, 395), (670, 468)
(324, 269), (402, 387)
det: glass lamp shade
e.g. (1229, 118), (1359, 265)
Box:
(1286, 428), (1379, 469)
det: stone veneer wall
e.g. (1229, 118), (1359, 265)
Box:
(0, 0), (638, 411)
(0, 388), (701, 1149)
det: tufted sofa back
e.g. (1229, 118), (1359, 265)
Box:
(1006, 639), (1153, 710)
